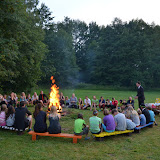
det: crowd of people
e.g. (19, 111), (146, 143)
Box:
(0, 88), (157, 137)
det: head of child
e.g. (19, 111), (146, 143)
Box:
(6, 105), (15, 117)
(65, 96), (68, 100)
(85, 96), (88, 100)
(33, 103), (43, 118)
(93, 96), (96, 100)
(77, 113), (83, 119)
(20, 101), (26, 107)
(146, 106), (152, 110)
(127, 106), (133, 111)
(50, 106), (57, 115)
(21, 92), (25, 97)
(79, 98), (82, 102)
(119, 100), (122, 104)
(137, 109), (142, 115)
(1, 104), (7, 113)
(112, 109), (118, 116)
(140, 104), (146, 110)
(112, 97), (115, 101)
(93, 110), (98, 116)
(103, 109), (110, 116)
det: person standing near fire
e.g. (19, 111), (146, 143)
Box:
(135, 81), (145, 109)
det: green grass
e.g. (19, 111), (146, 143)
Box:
(0, 89), (160, 160)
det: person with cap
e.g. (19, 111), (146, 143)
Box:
(89, 110), (102, 134)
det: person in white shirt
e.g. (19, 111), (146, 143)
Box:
(83, 96), (91, 109)
(31, 92), (38, 105)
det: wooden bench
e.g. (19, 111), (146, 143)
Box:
(134, 122), (154, 133)
(28, 131), (82, 144)
(93, 130), (134, 138)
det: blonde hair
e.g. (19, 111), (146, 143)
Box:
(127, 106), (138, 117)
(0, 104), (8, 114)
(103, 109), (110, 115)
(137, 109), (142, 115)
(49, 106), (59, 118)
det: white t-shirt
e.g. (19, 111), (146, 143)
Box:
(84, 98), (91, 106)
(32, 95), (38, 101)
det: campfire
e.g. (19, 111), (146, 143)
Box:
(48, 76), (62, 113)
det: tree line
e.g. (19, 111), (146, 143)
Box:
(1, 0), (160, 93)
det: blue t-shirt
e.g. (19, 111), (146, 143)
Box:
(148, 110), (155, 122)
(99, 99), (105, 103)
(140, 114), (146, 126)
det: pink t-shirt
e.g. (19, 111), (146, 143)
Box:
(0, 111), (6, 126)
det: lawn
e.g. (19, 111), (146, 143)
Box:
(0, 89), (160, 160)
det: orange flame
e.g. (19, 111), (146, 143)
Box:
(48, 76), (62, 112)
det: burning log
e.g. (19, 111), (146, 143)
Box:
(48, 76), (62, 113)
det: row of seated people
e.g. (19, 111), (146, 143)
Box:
(64, 93), (134, 111)
(0, 101), (157, 137)
(0, 91), (49, 107)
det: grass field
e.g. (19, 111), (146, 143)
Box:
(0, 89), (160, 160)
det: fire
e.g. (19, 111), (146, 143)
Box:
(48, 76), (62, 112)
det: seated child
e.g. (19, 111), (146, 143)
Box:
(6, 105), (15, 127)
(33, 103), (47, 133)
(26, 94), (32, 104)
(48, 106), (61, 134)
(89, 110), (102, 134)
(74, 113), (90, 140)
(65, 96), (70, 107)
(83, 96), (91, 109)
(0, 104), (7, 126)
(102, 109), (115, 132)
(137, 109), (146, 126)
(78, 98), (84, 109)
(15, 101), (32, 135)
(147, 106), (158, 125)
(125, 115), (136, 130)
(99, 96), (105, 111)
(90, 96), (99, 111)
(141, 105), (150, 124)
(125, 106), (140, 126)
(112, 109), (126, 131)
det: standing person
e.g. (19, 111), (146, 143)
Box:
(83, 96), (91, 110)
(135, 81), (145, 109)
(48, 106), (61, 134)
(33, 103), (47, 133)
(69, 93), (78, 109)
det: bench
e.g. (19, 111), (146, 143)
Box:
(28, 131), (82, 144)
(93, 130), (134, 138)
(134, 122), (154, 133)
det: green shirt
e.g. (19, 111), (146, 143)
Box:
(89, 116), (101, 133)
(92, 99), (99, 105)
(74, 119), (86, 133)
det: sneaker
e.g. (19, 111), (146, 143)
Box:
(27, 129), (32, 132)
(155, 123), (158, 126)
(85, 137), (90, 140)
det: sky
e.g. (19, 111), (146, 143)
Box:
(39, 0), (160, 26)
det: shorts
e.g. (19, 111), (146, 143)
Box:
(74, 127), (89, 135)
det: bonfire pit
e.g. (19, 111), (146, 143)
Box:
(47, 76), (63, 114)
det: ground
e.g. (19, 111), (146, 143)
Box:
(0, 89), (160, 160)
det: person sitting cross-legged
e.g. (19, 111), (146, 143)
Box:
(69, 93), (78, 109)
(83, 96), (91, 110)
(102, 109), (115, 133)
(90, 96), (99, 111)
(99, 96), (105, 111)
(74, 113), (90, 140)
(15, 101), (32, 135)
(112, 109), (126, 131)
(39, 91), (49, 107)
(89, 110), (102, 134)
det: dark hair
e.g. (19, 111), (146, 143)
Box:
(6, 105), (15, 119)
(120, 100), (122, 103)
(78, 113), (83, 119)
(93, 110), (98, 116)
(137, 81), (141, 85)
(112, 109), (118, 114)
(33, 103), (42, 118)
(20, 101), (25, 107)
